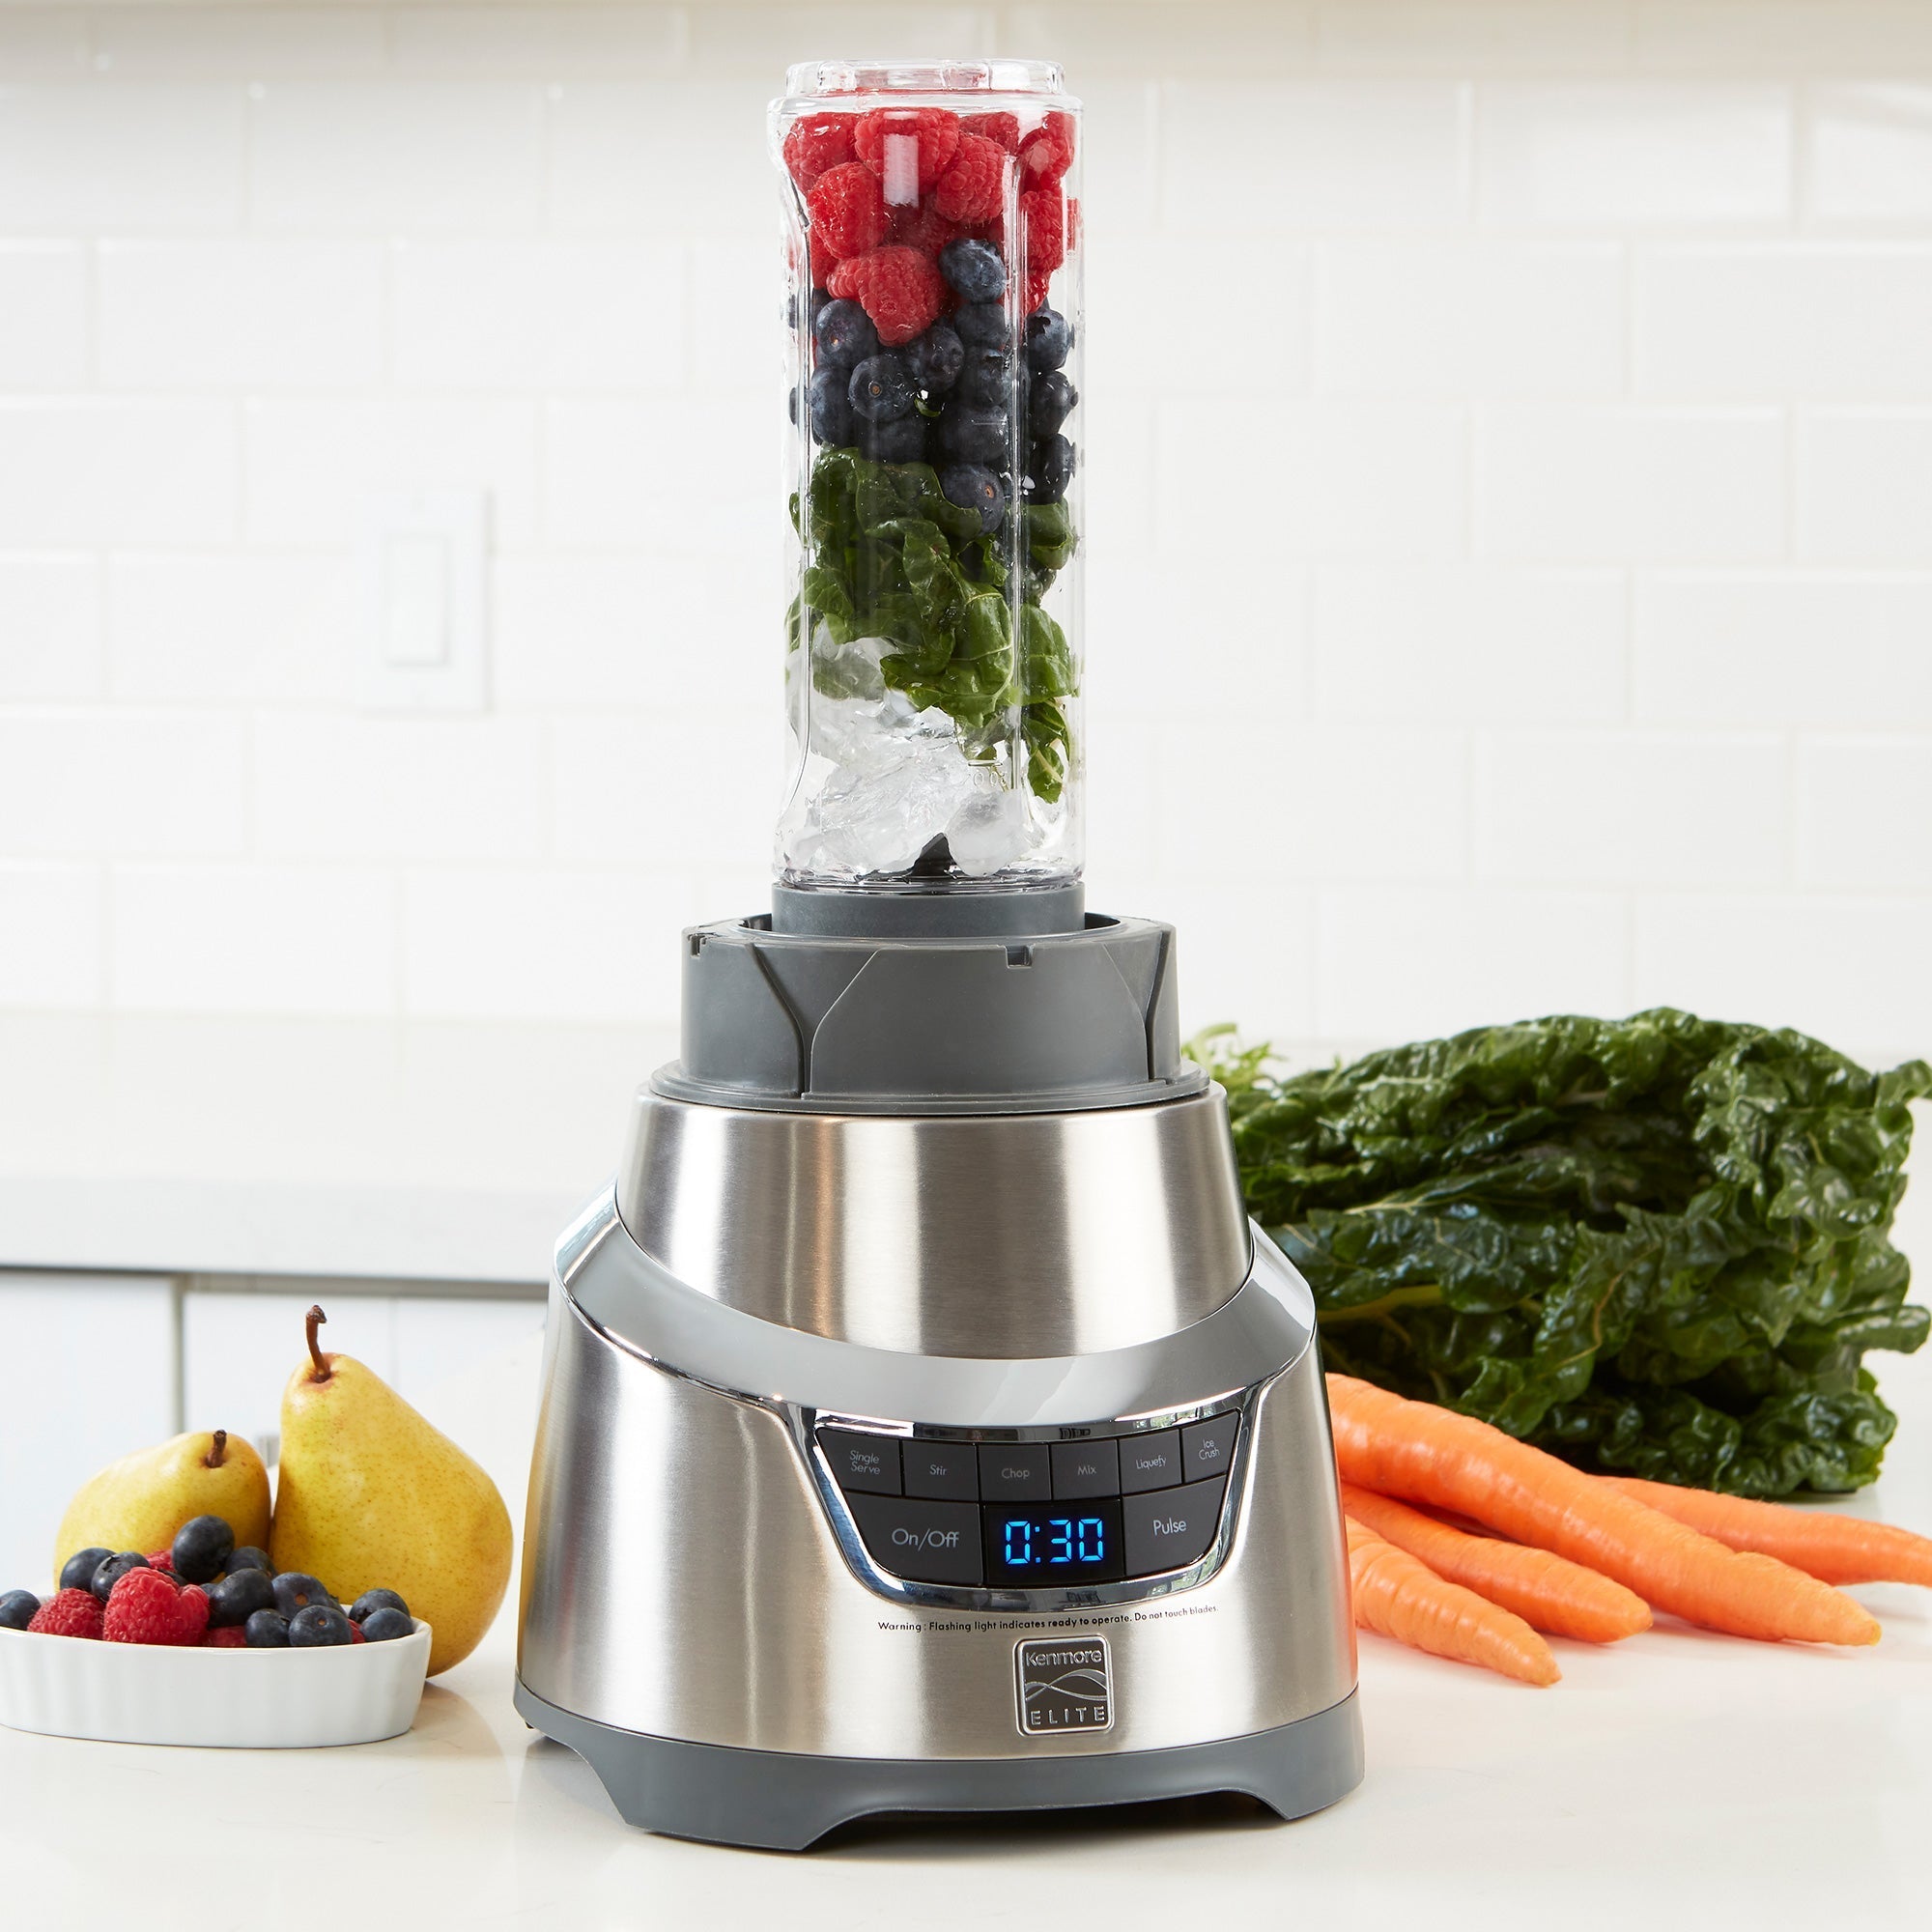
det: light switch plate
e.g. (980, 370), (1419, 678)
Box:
(357, 490), (489, 713)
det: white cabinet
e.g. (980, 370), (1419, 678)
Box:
(0, 1273), (176, 1594)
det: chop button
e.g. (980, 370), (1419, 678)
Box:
(848, 1495), (984, 1586)
(1123, 1478), (1227, 1577)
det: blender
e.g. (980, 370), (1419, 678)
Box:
(514, 58), (1362, 1849)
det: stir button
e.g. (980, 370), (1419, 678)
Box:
(903, 1439), (980, 1501)
(1118, 1429), (1182, 1494)
(1180, 1413), (1239, 1483)
(817, 1428), (900, 1496)
(1123, 1478), (1227, 1577)
(848, 1496), (983, 1586)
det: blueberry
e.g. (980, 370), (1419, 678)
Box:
(244, 1608), (291, 1648)
(350, 1587), (411, 1625)
(89, 1551), (149, 1605)
(807, 364), (853, 445)
(813, 298), (878, 370)
(207, 1567), (277, 1628)
(941, 464), (1005, 533)
(938, 401), (1009, 467)
(953, 301), (1010, 350)
(904, 323), (965, 393)
(847, 353), (914, 424)
(271, 1572), (335, 1618)
(939, 238), (1007, 304)
(289, 1603), (355, 1648)
(170, 1514), (234, 1585)
(1028, 368), (1077, 440)
(59, 1548), (112, 1595)
(1031, 433), (1076, 503)
(956, 347), (1014, 409)
(860, 412), (927, 464)
(0, 1590), (39, 1632)
(1024, 304), (1072, 372)
(359, 1607), (415, 1644)
(225, 1546), (271, 1577)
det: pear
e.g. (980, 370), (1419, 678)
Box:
(270, 1306), (511, 1676)
(54, 1429), (270, 1589)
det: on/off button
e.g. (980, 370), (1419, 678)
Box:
(848, 1495), (984, 1586)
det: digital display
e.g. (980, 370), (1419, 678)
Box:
(983, 1499), (1125, 1586)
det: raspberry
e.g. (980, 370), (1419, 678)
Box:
(1018, 113), (1074, 189)
(1017, 188), (1066, 273)
(1022, 267), (1054, 316)
(144, 1549), (177, 1574)
(961, 110), (1019, 153)
(202, 1624), (247, 1649)
(781, 109), (857, 190)
(825, 245), (946, 347)
(808, 226), (840, 287)
(807, 161), (889, 262)
(888, 199), (960, 258)
(933, 133), (1009, 225)
(28, 1588), (103, 1639)
(104, 1567), (202, 1645)
(854, 107), (960, 193)
(350, 1621), (367, 1644)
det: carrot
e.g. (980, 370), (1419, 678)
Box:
(1598, 1476), (1932, 1588)
(1346, 1518), (1560, 1687)
(1327, 1375), (1880, 1647)
(1342, 1481), (1651, 1643)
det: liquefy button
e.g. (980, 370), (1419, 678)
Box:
(1123, 1478), (1227, 1577)
(847, 1495), (983, 1586)
(1118, 1428), (1182, 1494)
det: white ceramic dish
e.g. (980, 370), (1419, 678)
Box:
(0, 1620), (431, 1748)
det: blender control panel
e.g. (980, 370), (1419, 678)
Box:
(814, 1415), (1238, 1591)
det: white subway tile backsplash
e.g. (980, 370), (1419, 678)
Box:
(112, 863), (396, 1013)
(1318, 2), (1629, 71)
(0, 11), (89, 77)
(0, 83), (243, 232)
(99, 241), (384, 390)
(1473, 729), (1788, 886)
(0, 555), (100, 702)
(253, 713), (547, 862)
(1156, 875), (1318, 1041)
(1161, 81), (1470, 230)
(243, 396), (538, 544)
(0, 400), (238, 545)
(1806, 85), (1932, 223)
(1013, 6), (1312, 75)
(1635, 574), (1932, 726)
(1314, 885), (1632, 1041)
(0, 711), (245, 858)
(1089, 240), (1311, 394)
(1795, 736), (1932, 889)
(389, 3), (682, 74)
(88, 7), (387, 77)
(393, 239), (681, 391)
(693, 9), (989, 73)
(1797, 411), (1932, 564)
(1316, 240), (1626, 396)
(0, 864), (103, 1009)
(1636, 244), (1932, 399)
(689, 241), (774, 393)
(1478, 84), (1792, 225)
(551, 713), (773, 866)
(1635, 4), (1932, 73)
(0, 242), (87, 390)
(1312, 566), (1626, 725)
(249, 81), (545, 233)
(1477, 406), (1786, 561)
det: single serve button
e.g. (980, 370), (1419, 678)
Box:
(816, 1427), (901, 1496)
(848, 1495), (983, 1586)
(1123, 1478), (1227, 1577)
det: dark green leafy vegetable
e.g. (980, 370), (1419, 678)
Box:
(1194, 1010), (1931, 1497)
(790, 446), (1077, 795)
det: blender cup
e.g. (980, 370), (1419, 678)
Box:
(773, 61), (1083, 898)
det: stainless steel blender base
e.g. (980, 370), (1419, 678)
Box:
(514, 1680), (1363, 1850)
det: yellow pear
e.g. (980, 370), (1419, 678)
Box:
(54, 1430), (270, 1588)
(270, 1306), (511, 1676)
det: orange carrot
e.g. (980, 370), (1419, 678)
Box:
(1327, 1375), (1880, 1647)
(1598, 1476), (1932, 1588)
(1346, 1518), (1560, 1687)
(1342, 1481), (1651, 1643)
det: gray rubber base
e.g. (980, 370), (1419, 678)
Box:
(515, 1680), (1363, 1851)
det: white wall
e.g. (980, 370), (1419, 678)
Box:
(2, 0), (1930, 1074)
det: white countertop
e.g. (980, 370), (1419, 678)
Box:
(4, 1321), (1930, 1927)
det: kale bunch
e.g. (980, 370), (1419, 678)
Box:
(1202, 1010), (1931, 1496)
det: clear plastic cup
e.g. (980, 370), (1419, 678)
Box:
(771, 60), (1083, 896)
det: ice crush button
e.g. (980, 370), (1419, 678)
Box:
(1118, 1428), (1182, 1494)
(849, 1496), (983, 1586)
(817, 1428), (900, 1496)
(1123, 1478), (1226, 1577)
(1181, 1412), (1238, 1483)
